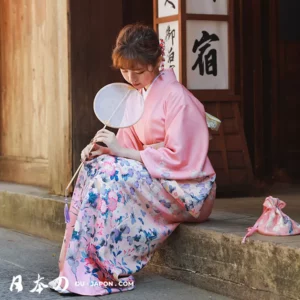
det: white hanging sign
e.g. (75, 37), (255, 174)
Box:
(186, 0), (228, 15)
(158, 21), (180, 80)
(186, 20), (228, 89)
(158, 0), (179, 18)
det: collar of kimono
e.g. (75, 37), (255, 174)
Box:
(157, 68), (177, 85)
(140, 68), (178, 100)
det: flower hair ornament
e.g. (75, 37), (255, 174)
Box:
(159, 38), (165, 71)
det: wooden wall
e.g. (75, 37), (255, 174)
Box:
(242, 0), (300, 183)
(123, 0), (153, 26)
(0, 0), (71, 194)
(70, 0), (124, 171)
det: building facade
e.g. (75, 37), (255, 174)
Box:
(0, 0), (299, 195)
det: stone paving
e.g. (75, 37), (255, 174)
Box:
(0, 227), (232, 300)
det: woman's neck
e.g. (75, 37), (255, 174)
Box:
(144, 69), (160, 91)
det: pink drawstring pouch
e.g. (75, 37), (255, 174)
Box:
(242, 196), (300, 243)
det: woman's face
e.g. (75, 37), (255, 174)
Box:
(120, 64), (159, 90)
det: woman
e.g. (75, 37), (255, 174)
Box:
(50, 23), (216, 296)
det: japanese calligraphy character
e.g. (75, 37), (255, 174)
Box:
(192, 30), (219, 76)
(29, 274), (48, 294)
(10, 275), (23, 292)
(164, 25), (176, 69)
(167, 47), (175, 64)
(49, 276), (70, 292)
(164, 0), (176, 9)
(165, 26), (175, 45)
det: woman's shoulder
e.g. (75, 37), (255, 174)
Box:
(158, 76), (187, 98)
(158, 69), (185, 94)
(154, 69), (205, 110)
(164, 81), (204, 110)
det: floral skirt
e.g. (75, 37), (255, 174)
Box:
(57, 155), (216, 296)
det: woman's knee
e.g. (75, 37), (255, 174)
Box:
(201, 197), (215, 219)
(187, 198), (214, 223)
(198, 204), (213, 222)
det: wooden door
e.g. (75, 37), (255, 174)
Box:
(70, 0), (153, 173)
(0, 0), (71, 194)
(277, 0), (300, 179)
(70, 0), (124, 172)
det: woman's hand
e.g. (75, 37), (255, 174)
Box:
(81, 143), (107, 162)
(92, 129), (124, 157)
(91, 128), (142, 162)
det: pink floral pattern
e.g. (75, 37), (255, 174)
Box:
(57, 154), (216, 296)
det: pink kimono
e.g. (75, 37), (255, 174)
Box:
(56, 68), (216, 296)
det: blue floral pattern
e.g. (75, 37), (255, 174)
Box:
(58, 154), (216, 296)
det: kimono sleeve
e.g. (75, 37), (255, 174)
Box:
(140, 87), (212, 180)
(116, 126), (144, 151)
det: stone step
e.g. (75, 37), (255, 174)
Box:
(1, 182), (300, 300)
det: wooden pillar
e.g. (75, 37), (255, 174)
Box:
(252, 0), (264, 177)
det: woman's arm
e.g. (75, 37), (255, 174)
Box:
(93, 129), (142, 162)
(118, 147), (142, 162)
(139, 88), (215, 180)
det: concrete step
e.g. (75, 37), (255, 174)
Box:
(1, 182), (300, 300)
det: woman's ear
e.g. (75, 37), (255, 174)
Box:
(147, 65), (154, 72)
